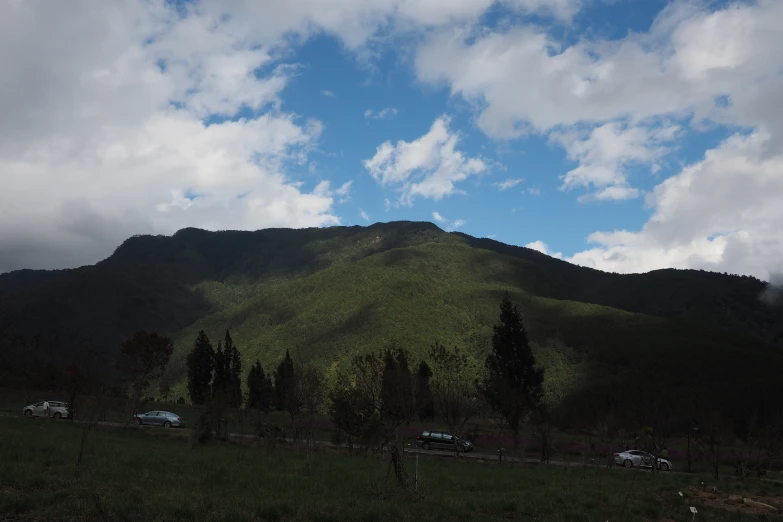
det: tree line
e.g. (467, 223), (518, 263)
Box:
(182, 291), (545, 459)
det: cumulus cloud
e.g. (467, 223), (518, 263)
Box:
(553, 122), (680, 202)
(432, 211), (465, 231)
(567, 131), (783, 280)
(525, 241), (563, 259)
(0, 1), (358, 273)
(415, 0), (783, 280)
(363, 115), (487, 204)
(1, 0), (584, 274)
(495, 178), (523, 190)
(364, 108), (398, 120)
(359, 209), (370, 222)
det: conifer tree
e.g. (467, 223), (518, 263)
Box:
(186, 330), (214, 405)
(478, 291), (544, 453)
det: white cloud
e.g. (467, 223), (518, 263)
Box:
(0, 1), (348, 273)
(495, 178), (523, 190)
(0, 0), (585, 273)
(359, 209), (370, 222)
(568, 131), (783, 280)
(527, 187), (541, 196)
(364, 107), (399, 120)
(414, 1), (783, 137)
(321, 90), (336, 97)
(553, 122), (680, 202)
(525, 240), (563, 259)
(431, 211), (465, 231)
(415, 0), (783, 279)
(363, 115), (487, 204)
(312, 180), (353, 204)
(384, 198), (392, 212)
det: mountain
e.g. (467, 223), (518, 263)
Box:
(2, 221), (781, 424)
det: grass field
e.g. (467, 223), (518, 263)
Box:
(2, 416), (782, 521)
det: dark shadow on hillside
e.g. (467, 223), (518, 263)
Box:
(468, 286), (783, 439)
(455, 232), (783, 348)
(377, 248), (429, 267)
(302, 302), (380, 367)
(0, 221), (447, 372)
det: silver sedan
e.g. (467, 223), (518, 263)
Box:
(614, 449), (672, 471)
(133, 410), (185, 428)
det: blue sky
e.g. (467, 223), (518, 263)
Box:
(279, 0), (731, 255)
(2, 0), (782, 280)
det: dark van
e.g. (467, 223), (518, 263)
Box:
(416, 430), (473, 452)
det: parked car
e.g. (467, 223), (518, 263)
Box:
(614, 449), (672, 471)
(22, 401), (70, 419)
(133, 411), (185, 428)
(416, 430), (474, 452)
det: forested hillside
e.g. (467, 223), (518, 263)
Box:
(1, 221), (781, 424)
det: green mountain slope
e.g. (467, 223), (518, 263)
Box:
(1, 221), (781, 420)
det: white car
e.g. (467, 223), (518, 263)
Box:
(22, 401), (70, 419)
(614, 449), (672, 471)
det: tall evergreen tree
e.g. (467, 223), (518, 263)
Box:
(211, 340), (226, 399)
(274, 350), (295, 411)
(247, 360), (267, 410)
(415, 360), (435, 421)
(478, 291), (544, 453)
(186, 330), (214, 405)
(225, 330), (243, 407)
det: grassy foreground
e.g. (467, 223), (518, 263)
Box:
(2, 417), (782, 521)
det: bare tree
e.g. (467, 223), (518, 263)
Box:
(428, 342), (479, 457)
(75, 383), (110, 471)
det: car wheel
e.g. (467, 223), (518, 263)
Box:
(137, 418), (143, 425)
(164, 421), (171, 428)
(24, 409), (32, 417)
(53, 412), (61, 420)
(660, 462), (670, 472)
(423, 442), (431, 450)
(623, 459), (633, 468)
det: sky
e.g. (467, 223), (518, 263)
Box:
(1, 0), (782, 281)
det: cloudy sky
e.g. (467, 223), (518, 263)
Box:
(1, 0), (781, 281)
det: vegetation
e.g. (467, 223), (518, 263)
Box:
(2, 221), (783, 459)
(479, 291), (544, 455)
(118, 330), (174, 414)
(2, 416), (782, 521)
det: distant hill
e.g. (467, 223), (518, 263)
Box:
(1, 221), (781, 423)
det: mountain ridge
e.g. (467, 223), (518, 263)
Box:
(1, 221), (781, 421)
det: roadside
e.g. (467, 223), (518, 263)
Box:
(8, 412), (685, 474)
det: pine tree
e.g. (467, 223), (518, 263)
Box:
(478, 291), (544, 453)
(262, 373), (274, 411)
(211, 340), (225, 399)
(415, 360), (435, 421)
(186, 330), (214, 405)
(246, 360), (265, 410)
(225, 330), (242, 407)
(274, 350), (295, 411)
